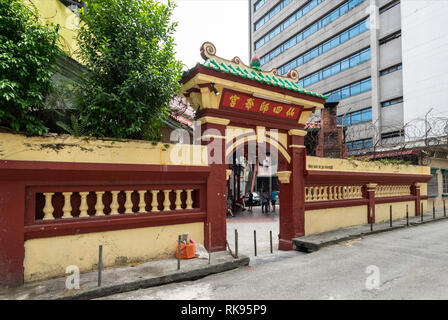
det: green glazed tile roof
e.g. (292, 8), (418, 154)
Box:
(202, 58), (329, 100)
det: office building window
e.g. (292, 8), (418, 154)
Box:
(254, 0), (291, 31)
(337, 108), (372, 126)
(254, 0), (267, 12)
(277, 19), (369, 75)
(379, 0), (400, 14)
(256, 0), (365, 53)
(442, 170), (448, 194)
(380, 64), (402, 76)
(381, 130), (404, 140)
(259, 0), (366, 64)
(379, 30), (401, 45)
(381, 97), (403, 107)
(255, 0), (324, 50)
(428, 168), (439, 197)
(346, 138), (373, 151)
(299, 48), (370, 88)
(325, 78), (371, 103)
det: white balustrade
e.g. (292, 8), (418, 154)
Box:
(36, 188), (196, 221)
(305, 185), (363, 202)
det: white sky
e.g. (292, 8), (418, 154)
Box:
(171, 0), (249, 70)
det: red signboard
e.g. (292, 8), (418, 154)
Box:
(219, 90), (302, 121)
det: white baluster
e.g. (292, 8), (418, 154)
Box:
(79, 192), (89, 218)
(151, 190), (160, 212)
(110, 191), (120, 215)
(186, 189), (194, 209)
(42, 193), (55, 220)
(124, 190), (133, 214)
(163, 190), (172, 211)
(95, 191), (105, 216)
(62, 192), (73, 219)
(138, 190), (147, 213)
(175, 190), (183, 210)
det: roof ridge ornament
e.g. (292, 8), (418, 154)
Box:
(199, 41), (299, 83)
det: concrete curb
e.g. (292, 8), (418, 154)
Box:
(293, 215), (448, 253)
(53, 255), (250, 300)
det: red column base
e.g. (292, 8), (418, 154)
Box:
(278, 238), (294, 251)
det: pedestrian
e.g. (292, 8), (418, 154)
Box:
(226, 196), (234, 217)
(261, 190), (270, 214)
(248, 192), (254, 211)
(271, 190), (279, 212)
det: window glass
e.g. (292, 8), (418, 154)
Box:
(350, 82), (361, 96)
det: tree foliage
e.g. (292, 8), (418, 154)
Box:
(75, 0), (183, 140)
(0, 0), (63, 134)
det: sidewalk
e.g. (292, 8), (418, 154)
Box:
(0, 251), (249, 300)
(293, 209), (448, 252)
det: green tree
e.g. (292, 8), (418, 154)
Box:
(75, 0), (183, 140)
(0, 0), (63, 134)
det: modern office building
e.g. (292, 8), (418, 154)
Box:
(249, 0), (448, 154)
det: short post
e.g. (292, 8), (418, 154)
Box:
(235, 229), (238, 258)
(444, 199), (446, 217)
(421, 203), (424, 222)
(406, 204), (409, 226)
(98, 245), (103, 287)
(177, 235), (181, 270)
(389, 205), (393, 228)
(433, 201), (436, 220)
(254, 230), (257, 257)
(270, 231), (273, 254)
(208, 223), (212, 265)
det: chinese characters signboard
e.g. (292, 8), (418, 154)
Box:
(219, 90), (302, 121)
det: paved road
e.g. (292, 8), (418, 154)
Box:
(100, 219), (448, 300)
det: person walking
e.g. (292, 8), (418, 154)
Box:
(270, 190), (279, 212)
(248, 192), (254, 212)
(261, 190), (270, 214)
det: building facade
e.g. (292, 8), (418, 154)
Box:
(250, 0), (448, 155)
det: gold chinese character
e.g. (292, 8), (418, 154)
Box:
(286, 107), (296, 118)
(259, 102), (270, 113)
(273, 106), (283, 114)
(229, 95), (240, 107)
(245, 98), (255, 111)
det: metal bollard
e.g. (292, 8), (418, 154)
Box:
(389, 205), (393, 228)
(270, 231), (273, 254)
(433, 201), (436, 220)
(444, 200), (446, 217)
(406, 204), (409, 226)
(421, 203), (424, 222)
(254, 230), (257, 257)
(235, 229), (238, 258)
(98, 245), (103, 287)
(177, 235), (181, 270)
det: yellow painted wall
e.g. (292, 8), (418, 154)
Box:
(24, 222), (204, 282)
(375, 201), (416, 222)
(307, 156), (430, 175)
(30, 0), (80, 59)
(427, 158), (448, 210)
(305, 205), (368, 236)
(0, 132), (208, 166)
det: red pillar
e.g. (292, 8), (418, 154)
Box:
(201, 121), (227, 252)
(278, 135), (306, 251)
(412, 184), (421, 216)
(0, 181), (25, 287)
(366, 184), (377, 223)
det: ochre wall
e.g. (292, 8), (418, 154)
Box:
(375, 201), (416, 223)
(305, 206), (368, 236)
(30, 0), (80, 59)
(0, 132), (208, 166)
(24, 222), (204, 282)
(307, 156), (430, 175)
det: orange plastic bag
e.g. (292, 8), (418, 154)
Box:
(176, 241), (196, 259)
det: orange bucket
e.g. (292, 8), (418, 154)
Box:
(176, 241), (196, 259)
